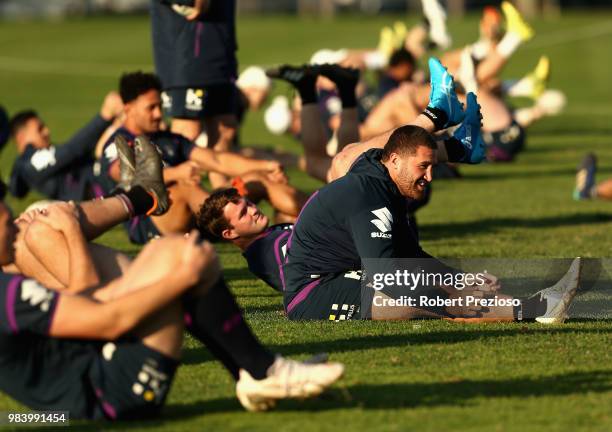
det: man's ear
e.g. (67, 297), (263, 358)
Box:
(222, 228), (238, 241)
(389, 152), (401, 172)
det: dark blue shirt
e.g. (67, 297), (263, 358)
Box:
(242, 223), (293, 292)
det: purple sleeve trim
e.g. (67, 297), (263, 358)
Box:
(273, 231), (291, 292)
(6, 276), (24, 334)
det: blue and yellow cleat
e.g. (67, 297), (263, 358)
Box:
(452, 92), (485, 164)
(573, 153), (597, 200)
(426, 57), (465, 129)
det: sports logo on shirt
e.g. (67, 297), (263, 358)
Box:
(20, 279), (54, 312)
(161, 91), (172, 110)
(370, 207), (392, 239)
(30, 147), (57, 171)
(185, 88), (205, 111)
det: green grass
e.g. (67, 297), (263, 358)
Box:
(1, 11), (611, 432)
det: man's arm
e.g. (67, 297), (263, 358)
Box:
(189, 146), (283, 177)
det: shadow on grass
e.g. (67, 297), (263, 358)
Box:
(182, 326), (611, 366)
(53, 370), (612, 429)
(420, 213), (612, 240)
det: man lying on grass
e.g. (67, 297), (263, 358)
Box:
(197, 59), (582, 323)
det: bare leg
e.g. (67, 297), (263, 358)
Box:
(151, 182), (210, 235)
(203, 115), (239, 189)
(241, 172), (308, 218)
(21, 219), (130, 289)
(337, 108), (360, 150)
(300, 104), (333, 182)
(596, 179), (612, 200)
(78, 196), (131, 241)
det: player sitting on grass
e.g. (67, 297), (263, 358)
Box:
(0, 137), (344, 418)
(98, 71), (308, 244)
(6, 91), (123, 201)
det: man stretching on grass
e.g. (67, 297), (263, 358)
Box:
(199, 59), (581, 324)
(2, 135), (343, 417)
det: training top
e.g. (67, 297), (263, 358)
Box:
(242, 223), (293, 292)
(98, 126), (196, 193)
(151, 0), (238, 88)
(9, 115), (110, 201)
(0, 273), (99, 417)
(284, 149), (437, 298)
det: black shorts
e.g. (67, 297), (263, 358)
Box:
(483, 120), (526, 162)
(124, 216), (162, 245)
(286, 271), (362, 321)
(90, 340), (178, 420)
(162, 84), (238, 119)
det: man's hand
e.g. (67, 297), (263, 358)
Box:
(185, 0), (210, 21)
(35, 201), (81, 234)
(175, 231), (219, 287)
(264, 161), (288, 184)
(164, 161), (202, 185)
(100, 91), (124, 121)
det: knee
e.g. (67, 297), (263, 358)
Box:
(24, 220), (52, 252)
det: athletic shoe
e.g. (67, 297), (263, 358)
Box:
(530, 56), (550, 99)
(427, 57), (465, 128)
(377, 26), (396, 60)
(393, 21), (408, 50)
(422, 0), (452, 49)
(573, 153), (597, 200)
(133, 135), (169, 216)
(501, 1), (534, 42)
(265, 64), (317, 86)
(534, 257), (582, 324)
(452, 92), (485, 164)
(114, 134), (136, 192)
(536, 89), (566, 117)
(236, 356), (344, 412)
(316, 63), (360, 88)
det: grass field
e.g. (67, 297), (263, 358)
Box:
(0, 10), (611, 432)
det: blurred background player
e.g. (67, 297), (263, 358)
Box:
(574, 153), (612, 201)
(151, 0), (240, 189)
(6, 92), (123, 201)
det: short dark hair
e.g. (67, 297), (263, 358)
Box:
(119, 71), (162, 103)
(388, 48), (415, 68)
(381, 125), (437, 161)
(197, 188), (242, 242)
(8, 110), (38, 139)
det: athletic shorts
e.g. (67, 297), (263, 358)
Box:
(90, 340), (178, 420)
(285, 271), (363, 321)
(483, 120), (526, 162)
(161, 83), (238, 119)
(125, 216), (162, 245)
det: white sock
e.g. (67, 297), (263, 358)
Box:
(496, 32), (522, 58)
(470, 39), (492, 60)
(505, 76), (535, 97)
(364, 51), (387, 70)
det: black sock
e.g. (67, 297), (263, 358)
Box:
(295, 77), (318, 105)
(513, 296), (548, 321)
(184, 277), (275, 380)
(109, 185), (154, 217)
(337, 83), (357, 109)
(444, 137), (466, 162)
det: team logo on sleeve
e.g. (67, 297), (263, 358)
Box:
(30, 147), (57, 171)
(185, 88), (205, 111)
(20, 279), (54, 312)
(370, 207), (393, 239)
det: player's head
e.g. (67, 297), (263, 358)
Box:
(9, 110), (51, 153)
(387, 48), (416, 82)
(381, 125), (437, 200)
(197, 188), (269, 244)
(119, 71), (163, 134)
